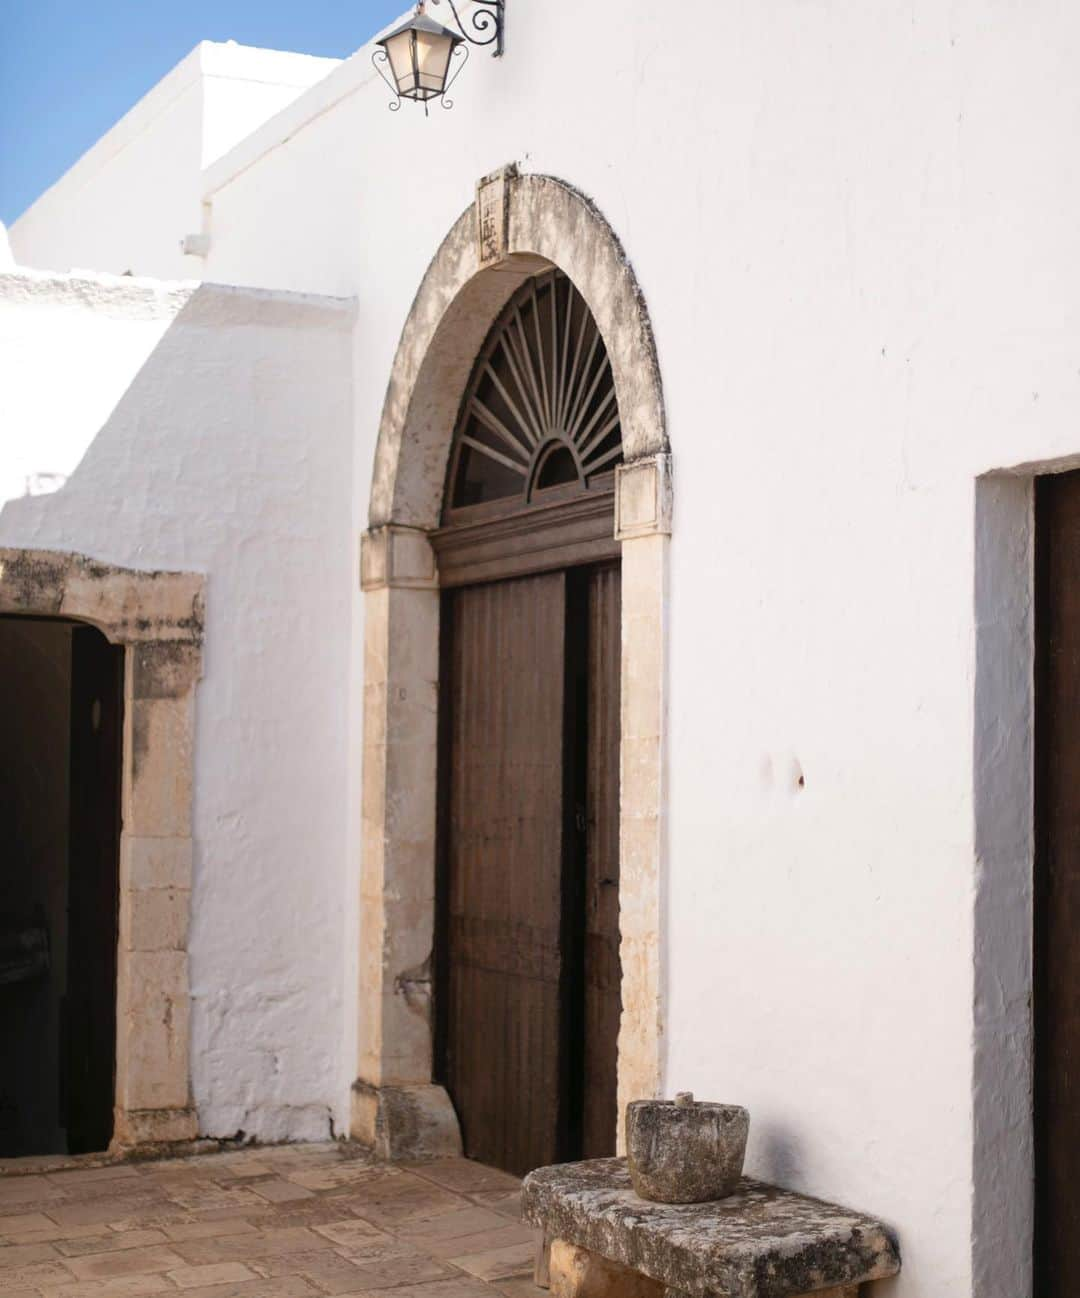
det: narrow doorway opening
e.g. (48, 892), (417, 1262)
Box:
(1035, 469), (1080, 1293)
(0, 617), (123, 1157)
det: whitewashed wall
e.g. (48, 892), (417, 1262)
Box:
(193, 4), (1080, 1295)
(0, 269), (355, 1143)
(9, 43), (340, 280)
(10, 0), (1080, 1293)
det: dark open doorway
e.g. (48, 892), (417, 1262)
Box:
(0, 617), (123, 1157)
(1035, 469), (1080, 1292)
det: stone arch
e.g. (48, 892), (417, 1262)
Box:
(355, 171), (670, 1159)
(0, 547), (203, 1150)
(369, 172), (667, 531)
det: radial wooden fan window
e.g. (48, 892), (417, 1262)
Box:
(447, 270), (623, 513)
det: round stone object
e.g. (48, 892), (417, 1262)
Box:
(626, 1093), (750, 1204)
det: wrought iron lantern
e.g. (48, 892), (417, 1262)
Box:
(373, 0), (504, 113)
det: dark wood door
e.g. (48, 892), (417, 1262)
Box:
(440, 572), (568, 1174)
(438, 564), (621, 1175)
(65, 626), (123, 1154)
(1036, 469), (1080, 1291)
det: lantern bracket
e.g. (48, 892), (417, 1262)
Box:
(429, 0), (504, 56)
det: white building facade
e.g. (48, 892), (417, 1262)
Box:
(5, 5), (1080, 1295)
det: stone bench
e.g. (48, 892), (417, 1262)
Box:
(521, 1157), (900, 1298)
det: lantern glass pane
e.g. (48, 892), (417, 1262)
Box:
(414, 29), (454, 93)
(384, 30), (419, 95)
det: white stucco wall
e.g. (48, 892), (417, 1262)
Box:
(8, 0), (1080, 1292)
(191, 4), (1079, 1295)
(0, 269), (356, 1142)
(8, 42), (340, 280)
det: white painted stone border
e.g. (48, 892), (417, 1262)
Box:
(0, 547), (204, 1150)
(354, 171), (670, 1156)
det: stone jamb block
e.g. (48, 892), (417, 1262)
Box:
(350, 1080), (463, 1161)
(361, 526), (439, 592)
(615, 455), (673, 541)
(0, 546), (202, 1154)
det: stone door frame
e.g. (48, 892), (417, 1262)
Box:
(353, 170), (671, 1158)
(0, 547), (203, 1150)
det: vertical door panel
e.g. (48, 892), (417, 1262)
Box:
(66, 627), (123, 1154)
(442, 572), (567, 1175)
(1036, 470), (1080, 1293)
(583, 565), (622, 1158)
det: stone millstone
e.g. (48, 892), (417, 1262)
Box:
(521, 1157), (901, 1298)
(626, 1092), (749, 1203)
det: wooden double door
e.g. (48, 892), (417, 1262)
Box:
(436, 563), (622, 1175)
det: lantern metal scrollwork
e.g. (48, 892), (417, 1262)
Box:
(373, 0), (504, 114)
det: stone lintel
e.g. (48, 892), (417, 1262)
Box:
(350, 1080), (462, 1161)
(615, 455), (673, 541)
(361, 526), (438, 592)
(0, 547), (205, 646)
(522, 1158), (899, 1298)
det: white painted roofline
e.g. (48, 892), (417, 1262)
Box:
(202, 2), (464, 199)
(0, 266), (357, 327)
(11, 41), (341, 229)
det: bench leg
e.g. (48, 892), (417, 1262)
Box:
(548, 1239), (665, 1298)
(535, 1234), (551, 1289)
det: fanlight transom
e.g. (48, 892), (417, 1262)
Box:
(447, 270), (623, 514)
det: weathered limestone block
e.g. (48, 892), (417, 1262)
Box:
(522, 1158), (899, 1298)
(549, 1239), (664, 1298)
(626, 1094), (749, 1204)
(113, 1106), (197, 1148)
(350, 1080), (462, 1161)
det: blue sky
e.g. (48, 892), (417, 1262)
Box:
(0, 0), (408, 225)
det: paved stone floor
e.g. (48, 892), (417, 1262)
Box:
(0, 1144), (547, 1298)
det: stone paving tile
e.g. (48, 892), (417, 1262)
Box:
(0, 1223), (104, 1247)
(309, 1218), (389, 1249)
(406, 1163), (521, 1196)
(0, 1259), (76, 1288)
(0, 1145), (537, 1298)
(329, 1242), (460, 1291)
(248, 1248), (380, 1294)
(159, 1219), (261, 1243)
(0, 1177), (65, 1206)
(54, 1230), (169, 1257)
(0, 1241), (61, 1269)
(168, 1225), (326, 1266)
(456, 1190), (522, 1218)
(248, 1179), (317, 1204)
(448, 1240), (536, 1282)
(45, 1167), (141, 1191)
(165, 1261), (256, 1288)
(61, 1244), (188, 1280)
(37, 1280), (175, 1298)
(491, 1277), (547, 1298)
(164, 1279), (316, 1298)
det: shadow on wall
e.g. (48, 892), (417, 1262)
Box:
(1, 280), (346, 562)
(0, 271), (358, 1145)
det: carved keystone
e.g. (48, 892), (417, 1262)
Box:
(476, 163), (518, 268)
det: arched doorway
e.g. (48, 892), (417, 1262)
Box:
(354, 171), (670, 1165)
(433, 270), (623, 1173)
